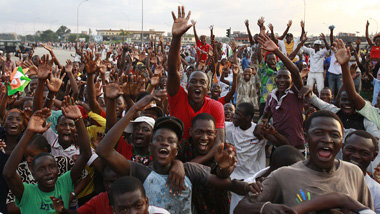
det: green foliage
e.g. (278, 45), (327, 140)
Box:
(67, 33), (90, 43)
(56, 25), (71, 40)
(39, 30), (58, 42)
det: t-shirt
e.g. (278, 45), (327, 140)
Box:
(129, 161), (211, 214)
(236, 73), (260, 109)
(148, 205), (170, 214)
(301, 47), (329, 73)
(225, 122), (266, 180)
(265, 86), (305, 148)
(370, 46), (380, 60)
(169, 86), (225, 139)
(77, 192), (112, 214)
(258, 61), (281, 104)
(249, 160), (373, 211)
(196, 40), (211, 61)
(15, 171), (74, 214)
(365, 174), (380, 214)
(328, 52), (342, 75)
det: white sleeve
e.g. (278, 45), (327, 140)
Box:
(309, 94), (340, 113)
(364, 119), (380, 139)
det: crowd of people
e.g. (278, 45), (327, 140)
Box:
(0, 5), (380, 214)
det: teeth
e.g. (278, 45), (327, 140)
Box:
(160, 149), (168, 152)
(200, 143), (207, 146)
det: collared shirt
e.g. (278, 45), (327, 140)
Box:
(265, 85), (305, 148)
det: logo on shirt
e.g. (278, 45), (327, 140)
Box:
(295, 189), (311, 204)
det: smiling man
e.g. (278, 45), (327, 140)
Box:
(234, 110), (373, 214)
(342, 130), (380, 213)
(167, 6), (225, 165)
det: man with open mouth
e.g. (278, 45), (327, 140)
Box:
(342, 130), (380, 213)
(235, 110), (373, 213)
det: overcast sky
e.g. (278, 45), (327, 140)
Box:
(1, 0), (379, 38)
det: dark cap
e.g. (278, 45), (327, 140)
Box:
(153, 116), (184, 141)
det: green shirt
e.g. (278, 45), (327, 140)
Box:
(258, 61), (283, 104)
(16, 170), (74, 213)
(358, 101), (380, 129)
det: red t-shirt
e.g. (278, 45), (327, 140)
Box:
(370, 46), (380, 59)
(169, 86), (225, 139)
(196, 40), (211, 61)
(218, 96), (226, 105)
(77, 192), (112, 214)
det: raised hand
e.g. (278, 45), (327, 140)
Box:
(320, 33), (326, 41)
(257, 17), (265, 27)
(356, 38), (361, 46)
(61, 96), (82, 119)
(65, 60), (73, 73)
(41, 43), (53, 53)
(46, 68), (66, 93)
(171, 6), (193, 38)
(232, 65), (240, 75)
(22, 60), (38, 76)
(191, 20), (196, 26)
(300, 67), (310, 78)
(134, 89), (165, 110)
(257, 33), (279, 52)
(366, 20), (370, 28)
(209, 25), (214, 31)
(84, 51), (100, 74)
(298, 85), (313, 99)
(38, 54), (53, 80)
(104, 83), (123, 100)
(214, 143), (237, 170)
(27, 108), (52, 133)
(301, 32), (308, 43)
(50, 196), (64, 214)
(300, 20), (305, 29)
(244, 19), (249, 27)
(287, 20), (292, 27)
(268, 23), (274, 31)
(332, 39), (351, 65)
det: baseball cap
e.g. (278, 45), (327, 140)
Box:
(153, 116), (184, 141)
(313, 40), (322, 45)
(124, 116), (155, 133)
(143, 103), (164, 118)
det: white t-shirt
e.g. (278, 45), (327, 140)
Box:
(365, 174), (380, 214)
(301, 47), (329, 73)
(148, 205), (170, 214)
(225, 122), (266, 180)
(219, 72), (233, 97)
(278, 38), (300, 61)
(328, 52), (342, 75)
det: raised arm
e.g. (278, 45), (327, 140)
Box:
(192, 20), (200, 43)
(289, 33), (307, 60)
(167, 6), (193, 96)
(334, 39), (366, 110)
(96, 92), (162, 175)
(64, 60), (79, 100)
(84, 51), (102, 115)
(3, 108), (51, 201)
(320, 33), (330, 50)
(244, 20), (255, 46)
(257, 33), (303, 89)
(45, 68), (65, 109)
(300, 21), (305, 41)
(33, 54), (52, 113)
(329, 26), (335, 45)
(104, 82), (123, 131)
(224, 65), (238, 103)
(366, 21), (374, 47)
(61, 96), (91, 183)
(41, 44), (62, 69)
(278, 20), (292, 41)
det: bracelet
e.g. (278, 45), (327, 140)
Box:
(260, 202), (271, 214)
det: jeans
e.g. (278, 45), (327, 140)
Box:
(328, 73), (342, 97)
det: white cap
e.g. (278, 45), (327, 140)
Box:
(313, 40), (322, 45)
(124, 116), (155, 133)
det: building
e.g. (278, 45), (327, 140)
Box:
(231, 31), (250, 44)
(96, 29), (165, 43)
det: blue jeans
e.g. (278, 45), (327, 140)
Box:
(328, 73), (342, 97)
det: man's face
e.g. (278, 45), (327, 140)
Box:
(150, 128), (178, 167)
(4, 111), (24, 136)
(187, 71), (209, 104)
(190, 119), (216, 155)
(243, 68), (252, 81)
(132, 122), (153, 149)
(342, 134), (377, 173)
(25, 145), (47, 168)
(266, 54), (277, 68)
(56, 117), (76, 147)
(306, 117), (343, 171)
(314, 44), (321, 52)
(200, 36), (206, 45)
(375, 37), (380, 47)
(32, 156), (59, 192)
(210, 84), (221, 99)
(224, 104), (235, 122)
(232, 106), (250, 128)
(320, 88), (333, 103)
(339, 91), (355, 114)
(285, 35), (293, 44)
(6, 53), (11, 60)
(112, 190), (149, 214)
(159, 77), (167, 89)
(275, 70), (292, 92)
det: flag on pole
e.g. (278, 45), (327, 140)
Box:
(7, 66), (31, 96)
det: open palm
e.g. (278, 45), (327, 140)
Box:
(47, 69), (66, 93)
(171, 6), (193, 38)
(61, 96), (82, 119)
(333, 39), (351, 65)
(28, 108), (51, 133)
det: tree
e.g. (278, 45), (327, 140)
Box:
(67, 33), (89, 43)
(39, 30), (58, 42)
(56, 26), (71, 41)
